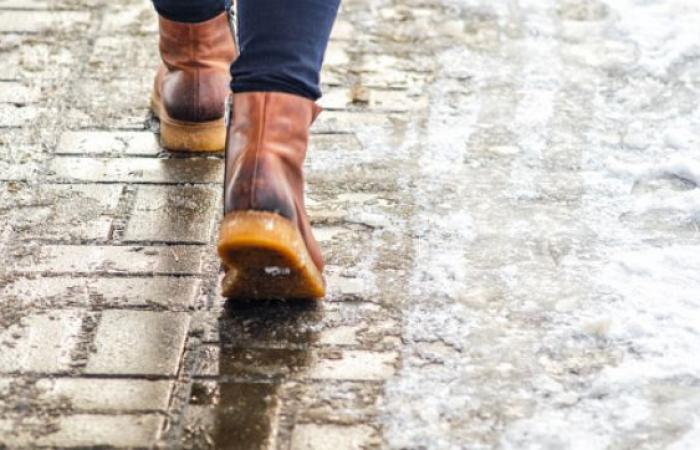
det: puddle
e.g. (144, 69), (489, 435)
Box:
(185, 299), (322, 449)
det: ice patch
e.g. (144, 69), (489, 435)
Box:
(607, 155), (700, 187)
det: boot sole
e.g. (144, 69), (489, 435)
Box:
(217, 211), (326, 300)
(150, 93), (225, 153)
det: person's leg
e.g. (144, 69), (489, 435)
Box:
(152, 0), (224, 23)
(218, 0), (340, 299)
(231, 0), (341, 100)
(150, 0), (237, 152)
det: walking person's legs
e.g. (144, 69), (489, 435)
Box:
(150, 0), (340, 299)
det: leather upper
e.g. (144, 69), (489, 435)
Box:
(224, 92), (324, 271)
(155, 12), (236, 122)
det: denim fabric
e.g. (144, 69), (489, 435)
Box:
(230, 0), (341, 100)
(152, 0), (224, 23)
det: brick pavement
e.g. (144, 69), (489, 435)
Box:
(0, 0), (408, 447)
(4, 0), (700, 448)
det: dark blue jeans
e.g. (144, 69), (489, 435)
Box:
(152, 0), (340, 100)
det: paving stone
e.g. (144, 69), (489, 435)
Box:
(329, 19), (355, 41)
(0, 311), (83, 373)
(0, 81), (40, 103)
(0, 103), (38, 127)
(0, 0), (47, 7)
(55, 130), (161, 156)
(0, 276), (199, 309)
(8, 245), (204, 275)
(85, 310), (189, 376)
(291, 381), (383, 424)
(0, 183), (121, 241)
(318, 325), (360, 345)
(291, 424), (376, 450)
(324, 269), (369, 299)
(0, 36), (78, 81)
(48, 156), (222, 183)
(89, 36), (159, 76)
(34, 378), (173, 411)
(197, 300), (392, 346)
(0, 414), (164, 447)
(324, 47), (350, 67)
(193, 309), (321, 345)
(0, 11), (90, 33)
(306, 350), (398, 381)
(124, 185), (221, 243)
(99, 1), (157, 35)
(319, 86), (424, 111)
(67, 76), (153, 129)
(0, 276), (90, 308)
(44, 414), (163, 447)
(314, 225), (351, 243)
(197, 347), (397, 381)
(86, 276), (200, 309)
(197, 346), (310, 379)
(309, 133), (362, 153)
(311, 110), (397, 133)
(0, 159), (41, 181)
(320, 70), (344, 86)
(184, 382), (281, 449)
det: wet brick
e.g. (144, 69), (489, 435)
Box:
(306, 350), (398, 381)
(124, 185), (221, 243)
(0, 276), (90, 308)
(0, 11), (89, 33)
(319, 86), (424, 112)
(0, 183), (122, 241)
(0, 311), (83, 373)
(8, 245), (205, 275)
(196, 347), (398, 381)
(48, 156), (222, 183)
(55, 130), (161, 156)
(0, 81), (39, 104)
(99, 1), (157, 35)
(85, 310), (189, 376)
(0, 414), (164, 447)
(291, 424), (376, 450)
(89, 36), (159, 76)
(309, 132), (362, 153)
(34, 378), (173, 411)
(86, 276), (200, 309)
(0, 104), (39, 128)
(0, 276), (199, 309)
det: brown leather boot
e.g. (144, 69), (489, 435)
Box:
(151, 12), (236, 152)
(217, 92), (325, 299)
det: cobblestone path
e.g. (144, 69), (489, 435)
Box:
(2, 0), (700, 448)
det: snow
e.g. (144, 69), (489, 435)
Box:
(380, 0), (700, 448)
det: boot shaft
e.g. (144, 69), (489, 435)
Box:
(154, 12), (236, 125)
(224, 92), (321, 219)
(158, 12), (235, 72)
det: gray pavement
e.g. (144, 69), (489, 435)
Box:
(2, 0), (700, 448)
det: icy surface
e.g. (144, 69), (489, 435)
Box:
(377, 0), (700, 448)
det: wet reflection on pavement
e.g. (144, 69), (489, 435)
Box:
(186, 299), (321, 449)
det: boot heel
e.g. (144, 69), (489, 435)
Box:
(150, 94), (226, 152)
(217, 211), (326, 299)
(159, 117), (226, 152)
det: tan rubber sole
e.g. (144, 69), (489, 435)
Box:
(217, 211), (326, 300)
(150, 94), (225, 152)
